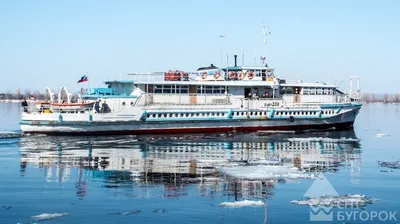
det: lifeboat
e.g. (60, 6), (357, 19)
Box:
(35, 101), (51, 110)
(50, 102), (95, 112)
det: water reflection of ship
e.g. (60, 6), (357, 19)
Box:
(19, 131), (361, 198)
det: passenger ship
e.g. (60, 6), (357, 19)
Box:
(20, 55), (362, 135)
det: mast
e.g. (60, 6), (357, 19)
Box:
(261, 21), (271, 67)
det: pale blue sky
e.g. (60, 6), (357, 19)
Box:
(0, 0), (399, 93)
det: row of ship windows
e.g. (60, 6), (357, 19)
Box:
(146, 110), (336, 118)
(275, 110), (335, 116)
(147, 112), (227, 118)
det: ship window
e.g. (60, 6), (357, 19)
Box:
(163, 113), (167, 117)
(175, 113), (178, 117)
(285, 112), (288, 115)
(221, 113), (225, 116)
(197, 85), (227, 94)
(147, 114), (150, 118)
(250, 112), (253, 116)
(211, 113), (215, 116)
(122, 102), (125, 106)
(152, 114), (156, 118)
(158, 114), (162, 118)
(130, 102), (134, 106)
(196, 113), (200, 117)
(241, 112), (244, 116)
(169, 114), (172, 117)
(186, 113), (189, 117)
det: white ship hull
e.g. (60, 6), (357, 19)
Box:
(20, 105), (360, 135)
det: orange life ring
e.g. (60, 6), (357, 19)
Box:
(238, 72), (245, 80)
(229, 71), (237, 79)
(201, 72), (207, 79)
(214, 71), (221, 79)
(247, 72), (254, 80)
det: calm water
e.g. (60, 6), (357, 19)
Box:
(0, 103), (399, 224)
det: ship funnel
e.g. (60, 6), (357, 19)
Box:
(234, 55), (237, 67)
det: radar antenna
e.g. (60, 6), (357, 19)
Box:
(261, 21), (271, 67)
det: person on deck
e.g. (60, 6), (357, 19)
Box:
(101, 101), (111, 113)
(94, 100), (100, 113)
(21, 99), (28, 112)
(253, 92), (258, 99)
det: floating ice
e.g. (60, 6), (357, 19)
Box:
(219, 200), (265, 207)
(109, 210), (141, 215)
(291, 194), (376, 208)
(31, 213), (69, 221)
(218, 166), (316, 180)
(374, 133), (390, 138)
(378, 161), (400, 169)
(0, 131), (22, 139)
(288, 137), (360, 143)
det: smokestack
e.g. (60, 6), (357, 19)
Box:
(234, 55), (237, 67)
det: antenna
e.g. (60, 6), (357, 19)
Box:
(261, 21), (271, 66)
(242, 49), (245, 66)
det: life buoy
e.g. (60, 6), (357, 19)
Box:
(238, 72), (245, 80)
(289, 116), (295, 123)
(247, 72), (254, 80)
(201, 72), (207, 79)
(229, 71), (237, 79)
(214, 71), (221, 79)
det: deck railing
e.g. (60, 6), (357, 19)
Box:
(135, 93), (233, 107)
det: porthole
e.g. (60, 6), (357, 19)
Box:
(196, 113), (200, 117)
(130, 102), (134, 106)
(152, 114), (156, 118)
(250, 112), (253, 116)
(169, 114), (172, 117)
(211, 113), (215, 116)
(186, 113), (189, 117)
(163, 113), (167, 118)
(221, 113), (225, 116)
(158, 114), (162, 118)
(147, 114), (150, 118)
(241, 112), (244, 116)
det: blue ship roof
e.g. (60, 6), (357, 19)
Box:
(104, 80), (134, 84)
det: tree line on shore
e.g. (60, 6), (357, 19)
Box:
(0, 89), (78, 101)
(0, 89), (399, 103)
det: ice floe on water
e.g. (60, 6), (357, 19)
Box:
(218, 166), (316, 180)
(31, 213), (69, 221)
(219, 200), (265, 208)
(288, 137), (360, 143)
(378, 161), (400, 169)
(291, 194), (376, 208)
(374, 133), (390, 138)
(0, 131), (22, 139)
(108, 210), (141, 215)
